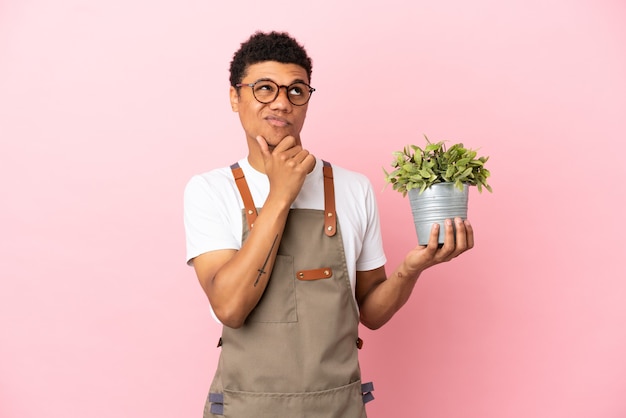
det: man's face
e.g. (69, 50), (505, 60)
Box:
(230, 61), (310, 150)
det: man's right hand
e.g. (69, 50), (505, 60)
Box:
(256, 135), (316, 206)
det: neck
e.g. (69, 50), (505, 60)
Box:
(247, 153), (265, 173)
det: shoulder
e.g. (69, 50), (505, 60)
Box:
(185, 166), (234, 191)
(330, 163), (369, 181)
(329, 163), (375, 196)
(184, 165), (241, 203)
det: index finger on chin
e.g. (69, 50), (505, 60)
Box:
(272, 135), (297, 152)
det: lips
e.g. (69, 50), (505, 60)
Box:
(265, 115), (290, 127)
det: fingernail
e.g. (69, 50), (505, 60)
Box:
(445, 219), (452, 226)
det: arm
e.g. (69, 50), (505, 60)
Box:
(356, 217), (474, 330)
(191, 135), (315, 328)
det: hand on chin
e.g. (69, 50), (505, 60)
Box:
(262, 130), (298, 151)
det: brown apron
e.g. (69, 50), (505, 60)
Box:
(204, 161), (374, 417)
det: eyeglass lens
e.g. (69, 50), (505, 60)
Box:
(252, 81), (312, 106)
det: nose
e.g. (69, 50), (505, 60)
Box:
(270, 86), (293, 110)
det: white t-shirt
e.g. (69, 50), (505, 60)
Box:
(184, 157), (387, 304)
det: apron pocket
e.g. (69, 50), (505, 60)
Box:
(223, 380), (366, 418)
(246, 254), (298, 323)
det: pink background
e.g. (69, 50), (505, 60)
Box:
(1, 1), (625, 417)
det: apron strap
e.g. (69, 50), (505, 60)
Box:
(322, 160), (337, 237)
(361, 381), (375, 404)
(231, 161), (337, 236)
(231, 162), (258, 230)
(208, 392), (224, 415)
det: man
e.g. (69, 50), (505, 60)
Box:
(184, 31), (474, 418)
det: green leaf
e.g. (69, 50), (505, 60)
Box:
(456, 157), (471, 166)
(382, 137), (492, 195)
(419, 168), (432, 178)
(459, 167), (473, 179)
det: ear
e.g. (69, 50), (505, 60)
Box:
(229, 86), (239, 112)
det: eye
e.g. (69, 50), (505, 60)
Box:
(255, 82), (276, 93)
(288, 84), (306, 96)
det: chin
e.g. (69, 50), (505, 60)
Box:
(265, 131), (300, 146)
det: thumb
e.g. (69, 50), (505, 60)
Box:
(256, 135), (271, 157)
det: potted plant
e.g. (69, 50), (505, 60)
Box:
(383, 136), (492, 245)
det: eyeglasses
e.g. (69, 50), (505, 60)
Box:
(236, 79), (316, 106)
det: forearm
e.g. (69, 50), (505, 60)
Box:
(208, 199), (290, 327)
(358, 262), (421, 330)
(358, 219), (474, 329)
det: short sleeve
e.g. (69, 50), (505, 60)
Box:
(183, 174), (241, 265)
(355, 179), (387, 272)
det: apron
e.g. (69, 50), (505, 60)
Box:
(204, 161), (374, 418)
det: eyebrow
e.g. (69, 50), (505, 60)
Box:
(254, 77), (309, 85)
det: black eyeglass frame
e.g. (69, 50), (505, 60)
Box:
(235, 79), (316, 106)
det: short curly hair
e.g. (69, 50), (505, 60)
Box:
(229, 31), (313, 87)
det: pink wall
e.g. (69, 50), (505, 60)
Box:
(1, 1), (625, 417)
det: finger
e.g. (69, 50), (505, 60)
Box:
(292, 148), (314, 164)
(439, 218), (456, 255)
(301, 153), (316, 172)
(464, 219), (474, 249)
(274, 138), (306, 162)
(256, 135), (271, 157)
(272, 135), (297, 153)
(425, 223), (440, 250)
(453, 217), (468, 252)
